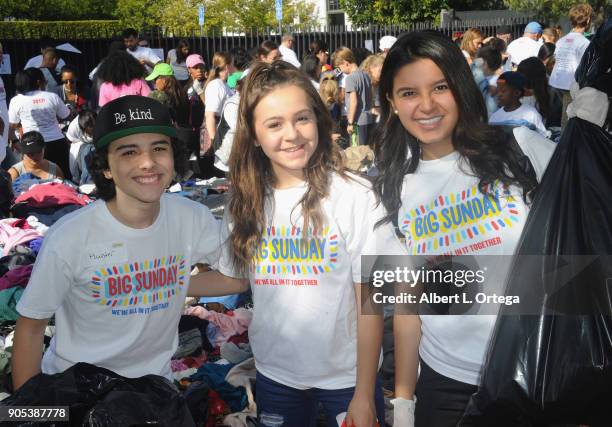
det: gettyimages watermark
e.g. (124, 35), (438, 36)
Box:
(360, 255), (612, 315)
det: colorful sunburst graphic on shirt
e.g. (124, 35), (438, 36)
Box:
(89, 255), (187, 308)
(250, 225), (338, 275)
(400, 182), (520, 254)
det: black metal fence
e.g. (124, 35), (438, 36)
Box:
(1, 16), (534, 98)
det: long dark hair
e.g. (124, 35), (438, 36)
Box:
(374, 30), (538, 227)
(97, 51), (146, 86)
(518, 57), (550, 120)
(175, 39), (190, 63)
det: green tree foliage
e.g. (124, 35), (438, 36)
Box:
(339, 0), (479, 25)
(0, 0), (117, 20)
(504, 0), (609, 23)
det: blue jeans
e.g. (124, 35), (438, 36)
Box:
(256, 371), (385, 427)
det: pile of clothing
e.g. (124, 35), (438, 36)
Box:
(173, 299), (256, 426)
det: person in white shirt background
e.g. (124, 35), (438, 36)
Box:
(166, 39), (191, 86)
(489, 71), (549, 137)
(24, 36), (66, 72)
(8, 68), (71, 179)
(549, 2), (593, 128)
(507, 21), (543, 69)
(278, 34), (301, 68)
(122, 28), (161, 74)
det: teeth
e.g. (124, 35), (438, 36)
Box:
(417, 117), (442, 125)
(135, 176), (159, 184)
(284, 146), (303, 152)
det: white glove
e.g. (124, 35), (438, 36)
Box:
(192, 79), (205, 96)
(392, 397), (416, 427)
(566, 82), (609, 128)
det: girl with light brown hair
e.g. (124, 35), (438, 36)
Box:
(460, 28), (484, 64)
(189, 60), (400, 426)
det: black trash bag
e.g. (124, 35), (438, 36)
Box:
(575, 18), (612, 95)
(2, 362), (195, 427)
(461, 19), (612, 427)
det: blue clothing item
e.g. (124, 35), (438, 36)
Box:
(206, 323), (218, 346)
(198, 294), (240, 309)
(256, 371), (386, 427)
(28, 237), (44, 254)
(189, 362), (247, 413)
(32, 204), (81, 226)
(471, 62), (498, 118)
(11, 174), (43, 196)
(76, 143), (95, 185)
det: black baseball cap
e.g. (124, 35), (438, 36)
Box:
(19, 131), (45, 154)
(94, 95), (177, 149)
(496, 25), (511, 34)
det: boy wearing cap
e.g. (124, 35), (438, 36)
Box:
(8, 131), (65, 181)
(489, 71), (548, 137)
(507, 22), (543, 69)
(12, 96), (221, 390)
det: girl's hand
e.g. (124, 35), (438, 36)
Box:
(344, 395), (377, 427)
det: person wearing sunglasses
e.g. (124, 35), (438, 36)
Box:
(57, 65), (89, 123)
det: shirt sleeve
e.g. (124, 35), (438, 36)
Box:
(205, 80), (225, 114)
(216, 211), (248, 279)
(8, 97), (19, 124)
(190, 203), (222, 266)
(65, 117), (81, 143)
(16, 236), (73, 319)
(337, 178), (405, 283)
(98, 83), (111, 107)
(345, 73), (356, 93)
(513, 126), (556, 182)
(138, 79), (151, 97)
(223, 99), (239, 130)
(54, 93), (70, 120)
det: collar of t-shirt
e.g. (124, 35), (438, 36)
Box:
(415, 150), (461, 173)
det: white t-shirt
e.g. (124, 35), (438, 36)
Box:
(66, 117), (93, 178)
(279, 45), (301, 68)
(126, 46), (162, 73)
(549, 32), (590, 91)
(218, 174), (399, 390)
(0, 76), (8, 164)
(17, 194), (221, 380)
(489, 104), (548, 137)
(397, 127), (555, 385)
(167, 49), (189, 81)
(204, 79), (233, 115)
(24, 55), (66, 72)
(215, 93), (240, 168)
(507, 36), (541, 67)
(8, 90), (70, 142)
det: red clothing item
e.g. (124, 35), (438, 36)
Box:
(15, 182), (92, 208)
(0, 265), (33, 291)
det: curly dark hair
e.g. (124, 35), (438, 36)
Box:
(87, 136), (187, 201)
(97, 51), (146, 86)
(374, 30), (539, 228)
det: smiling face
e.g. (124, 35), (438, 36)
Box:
(104, 133), (174, 207)
(388, 58), (459, 160)
(253, 84), (319, 188)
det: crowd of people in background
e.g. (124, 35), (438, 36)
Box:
(0, 3), (596, 189)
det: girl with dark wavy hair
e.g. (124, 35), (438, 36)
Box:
(189, 60), (399, 426)
(96, 51), (149, 107)
(373, 30), (556, 426)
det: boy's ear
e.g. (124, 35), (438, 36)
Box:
(103, 169), (112, 180)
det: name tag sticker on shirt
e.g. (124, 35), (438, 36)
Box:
(85, 242), (128, 266)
